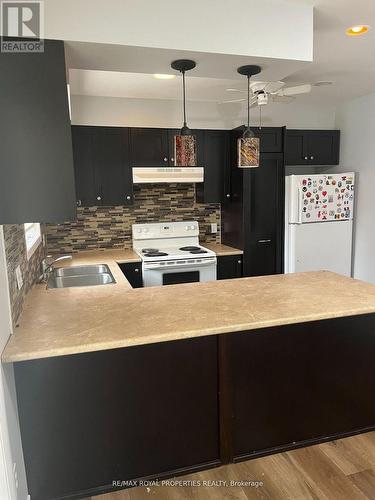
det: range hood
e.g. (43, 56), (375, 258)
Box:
(132, 167), (204, 184)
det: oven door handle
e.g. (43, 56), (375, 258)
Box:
(144, 260), (216, 271)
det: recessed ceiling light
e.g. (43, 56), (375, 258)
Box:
(153, 74), (176, 80)
(346, 25), (370, 36)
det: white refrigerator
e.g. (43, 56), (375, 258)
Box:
(285, 172), (355, 276)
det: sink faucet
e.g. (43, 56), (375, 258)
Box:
(40, 255), (72, 282)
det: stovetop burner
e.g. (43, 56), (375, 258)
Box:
(144, 251), (169, 257)
(142, 248), (159, 253)
(189, 249), (208, 254)
(179, 246), (201, 251)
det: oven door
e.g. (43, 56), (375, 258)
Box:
(143, 259), (217, 287)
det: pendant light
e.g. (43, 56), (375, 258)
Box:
(237, 65), (262, 168)
(171, 59), (197, 166)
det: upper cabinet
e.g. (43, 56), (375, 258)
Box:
(72, 126), (133, 207)
(285, 130), (340, 165)
(196, 130), (229, 204)
(0, 39), (76, 223)
(130, 128), (169, 166)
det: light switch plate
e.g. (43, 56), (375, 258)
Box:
(210, 223), (217, 234)
(15, 265), (23, 290)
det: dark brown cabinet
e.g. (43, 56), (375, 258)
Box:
(196, 130), (230, 204)
(0, 39), (76, 223)
(285, 129), (340, 165)
(246, 153), (284, 276)
(222, 127), (284, 278)
(118, 262), (143, 288)
(130, 127), (169, 166)
(15, 337), (219, 500)
(72, 126), (133, 207)
(217, 255), (243, 280)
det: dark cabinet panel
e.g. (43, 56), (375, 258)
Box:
(227, 314), (375, 459)
(93, 128), (133, 206)
(118, 262), (143, 288)
(15, 337), (219, 499)
(71, 126), (96, 207)
(130, 128), (169, 166)
(285, 130), (340, 165)
(307, 130), (340, 165)
(217, 255), (243, 280)
(222, 147), (284, 278)
(285, 130), (307, 165)
(196, 130), (229, 203)
(72, 126), (132, 207)
(0, 39), (76, 223)
(245, 154), (284, 276)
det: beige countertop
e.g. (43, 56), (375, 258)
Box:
(204, 243), (243, 256)
(3, 251), (375, 363)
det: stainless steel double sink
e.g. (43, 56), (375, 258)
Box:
(47, 264), (116, 289)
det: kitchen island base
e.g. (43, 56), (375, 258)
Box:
(14, 313), (375, 499)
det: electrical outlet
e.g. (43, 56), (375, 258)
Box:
(15, 266), (23, 290)
(210, 223), (217, 234)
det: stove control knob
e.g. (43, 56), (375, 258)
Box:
(137, 228), (142, 233)
(185, 226), (189, 230)
(143, 228), (149, 233)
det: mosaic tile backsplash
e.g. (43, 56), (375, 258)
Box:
(3, 224), (46, 326)
(46, 184), (221, 254)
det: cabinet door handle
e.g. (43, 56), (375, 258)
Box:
(237, 260), (242, 264)
(135, 268), (139, 273)
(96, 196), (102, 201)
(310, 155), (314, 160)
(170, 157), (175, 163)
(163, 157), (168, 162)
(226, 194), (231, 199)
(258, 239), (272, 244)
(76, 199), (82, 207)
(304, 156), (308, 160)
(125, 195), (131, 201)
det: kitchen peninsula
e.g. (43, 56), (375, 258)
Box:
(3, 264), (375, 500)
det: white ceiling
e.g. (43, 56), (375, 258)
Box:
(68, 0), (375, 107)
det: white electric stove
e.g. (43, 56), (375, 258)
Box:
(132, 221), (217, 287)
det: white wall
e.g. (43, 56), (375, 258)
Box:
(334, 92), (375, 283)
(0, 228), (28, 500)
(44, 0), (313, 62)
(71, 95), (336, 129)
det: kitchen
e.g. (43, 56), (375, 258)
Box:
(1, 1), (375, 500)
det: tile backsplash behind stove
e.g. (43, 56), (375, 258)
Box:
(45, 184), (221, 254)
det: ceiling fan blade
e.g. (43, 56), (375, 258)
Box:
(278, 84), (312, 96)
(220, 98), (246, 104)
(225, 88), (247, 93)
(272, 95), (295, 104)
(262, 81), (285, 93)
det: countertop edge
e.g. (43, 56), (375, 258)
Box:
(4, 306), (375, 364)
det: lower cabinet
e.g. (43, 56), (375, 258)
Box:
(118, 262), (143, 288)
(15, 337), (219, 500)
(226, 314), (375, 460)
(217, 255), (243, 280)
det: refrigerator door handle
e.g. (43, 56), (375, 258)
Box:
(297, 187), (303, 224)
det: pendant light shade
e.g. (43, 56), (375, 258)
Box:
(237, 65), (262, 168)
(171, 59), (197, 166)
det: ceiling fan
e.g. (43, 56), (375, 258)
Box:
(222, 81), (312, 106)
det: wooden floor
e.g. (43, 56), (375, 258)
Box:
(88, 431), (375, 500)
